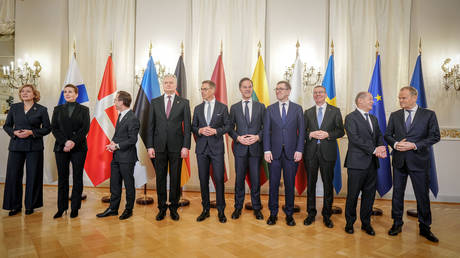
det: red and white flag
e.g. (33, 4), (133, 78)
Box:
(84, 56), (118, 186)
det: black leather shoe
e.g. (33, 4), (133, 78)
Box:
(53, 210), (67, 219)
(388, 224), (402, 236)
(303, 216), (315, 226)
(170, 209), (180, 221)
(25, 209), (34, 215)
(218, 212), (227, 223)
(361, 224), (375, 236)
(70, 209), (78, 218)
(345, 223), (354, 234)
(231, 209), (242, 219)
(267, 215), (277, 225)
(156, 209), (167, 221)
(420, 229), (439, 243)
(119, 209), (132, 220)
(9, 209), (21, 216)
(286, 216), (296, 226)
(323, 217), (334, 228)
(96, 208), (118, 218)
(254, 209), (264, 220)
(196, 210), (210, 222)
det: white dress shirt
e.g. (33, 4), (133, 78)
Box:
(278, 100), (289, 117)
(241, 98), (253, 121)
(204, 97), (216, 123)
(315, 102), (328, 126)
(357, 107), (373, 132)
(164, 93), (176, 113)
(118, 108), (130, 122)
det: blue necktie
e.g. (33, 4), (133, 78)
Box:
(405, 110), (412, 132)
(317, 106), (323, 143)
(206, 101), (211, 126)
(281, 103), (287, 124)
(244, 101), (250, 125)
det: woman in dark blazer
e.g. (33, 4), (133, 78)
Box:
(3, 84), (51, 216)
(51, 84), (90, 218)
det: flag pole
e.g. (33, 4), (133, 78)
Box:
(407, 37), (422, 218)
(102, 42), (114, 203)
(69, 39), (87, 201)
(370, 40), (384, 216)
(136, 42), (155, 205)
(178, 40), (190, 207)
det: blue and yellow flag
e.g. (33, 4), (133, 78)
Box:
(322, 55), (342, 194)
(368, 54), (392, 196)
(410, 54), (438, 197)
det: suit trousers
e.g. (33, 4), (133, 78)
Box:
(345, 162), (377, 226)
(55, 151), (86, 211)
(268, 148), (298, 216)
(154, 146), (182, 210)
(234, 153), (262, 210)
(109, 161), (136, 211)
(197, 146), (226, 212)
(304, 144), (335, 218)
(3, 151), (43, 210)
(392, 162), (432, 229)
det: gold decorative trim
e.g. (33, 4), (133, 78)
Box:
(441, 128), (460, 140)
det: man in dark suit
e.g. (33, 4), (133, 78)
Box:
(147, 74), (191, 221)
(385, 86), (440, 242)
(229, 77), (265, 220)
(303, 85), (344, 228)
(264, 81), (305, 226)
(344, 92), (386, 235)
(97, 91), (140, 220)
(192, 80), (231, 223)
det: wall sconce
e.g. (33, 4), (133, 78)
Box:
(1, 59), (42, 89)
(441, 58), (460, 91)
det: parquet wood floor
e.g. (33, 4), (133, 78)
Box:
(1, 184), (459, 257)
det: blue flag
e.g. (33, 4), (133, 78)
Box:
(322, 55), (342, 194)
(58, 55), (89, 105)
(368, 55), (392, 196)
(410, 55), (439, 197)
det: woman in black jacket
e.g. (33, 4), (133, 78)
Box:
(3, 84), (51, 216)
(51, 84), (90, 218)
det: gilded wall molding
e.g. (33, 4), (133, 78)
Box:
(440, 127), (460, 140)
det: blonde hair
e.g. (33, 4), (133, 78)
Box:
(18, 84), (41, 102)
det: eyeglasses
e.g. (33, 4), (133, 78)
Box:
(200, 88), (210, 92)
(274, 88), (288, 91)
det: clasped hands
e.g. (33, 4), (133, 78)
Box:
(395, 138), (416, 152)
(199, 126), (217, 137)
(106, 141), (118, 152)
(13, 129), (33, 139)
(374, 146), (387, 158)
(309, 130), (329, 140)
(63, 140), (75, 152)
(237, 135), (259, 146)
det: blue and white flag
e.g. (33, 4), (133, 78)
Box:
(58, 55), (89, 105)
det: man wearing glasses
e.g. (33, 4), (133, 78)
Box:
(264, 81), (305, 226)
(192, 80), (231, 223)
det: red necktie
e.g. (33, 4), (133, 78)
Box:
(166, 95), (172, 118)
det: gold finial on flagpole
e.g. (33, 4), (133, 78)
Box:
(73, 39), (76, 58)
(220, 40), (223, 55)
(257, 41), (261, 57)
(418, 37), (422, 54)
(296, 40), (300, 58)
(331, 40), (334, 55)
(375, 40), (380, 57)
(109, 41), (113, 57)
(149, 41), (152, 57)
(180, 41), (184, 57)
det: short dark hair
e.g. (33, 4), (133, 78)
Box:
(202, 80), (216, 88)
(313, 85), (326, 92)
(64, 84), (78, 94)
(276, 80), (291, 90)
(401, 86), (418, 96)
(239, 77), (253, 88)
(117, 91), (132, 107)
(355, 91), (370, 105)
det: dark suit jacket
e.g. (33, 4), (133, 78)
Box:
(384, 107), (440, 171)
(146, 94), (191, 152)
(304, 104), (344, 161)
(229, 100), (265, 157)
(51, 103), (90, 152)
(344, 109), (384, 170)
(263, 101), (305, 159)
(192, 100), (231, 155)
(3, 102), (51, 151)
(112, 110), (140, 163)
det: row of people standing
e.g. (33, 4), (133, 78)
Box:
(3, 77), (440, 242)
